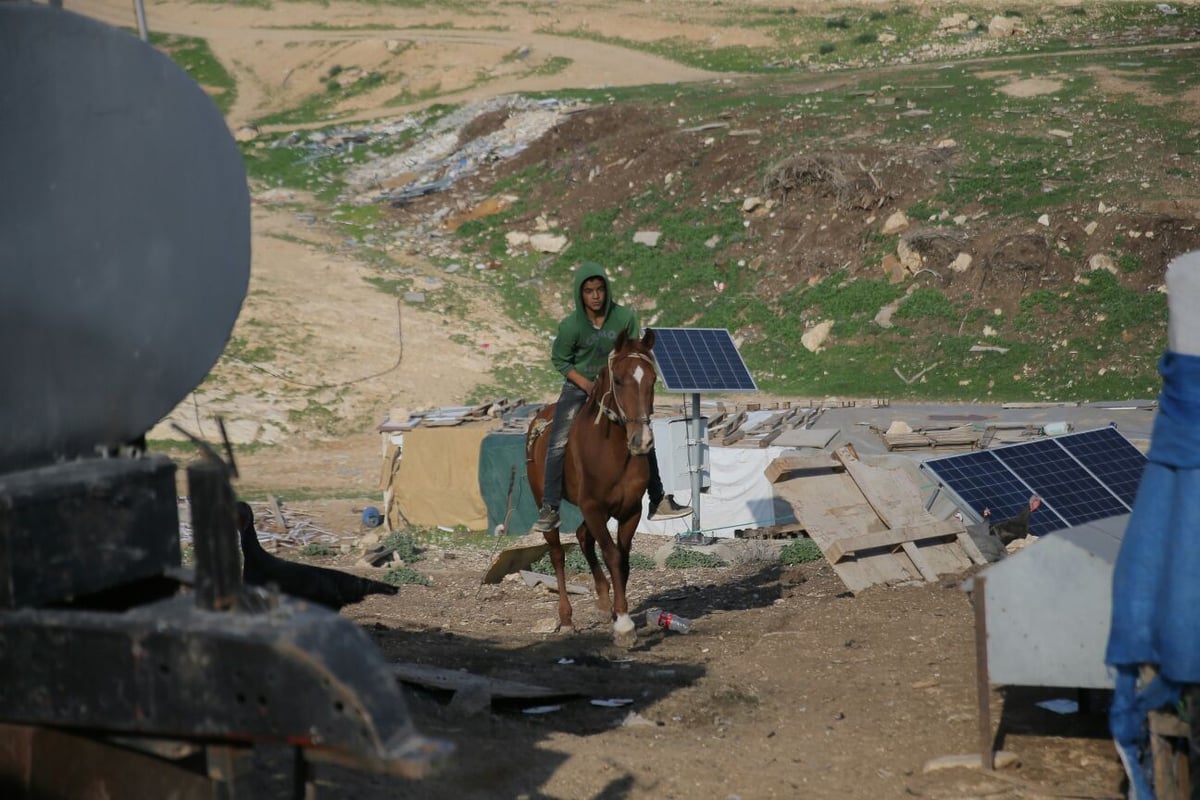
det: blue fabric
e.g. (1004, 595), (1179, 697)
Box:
(1106, 351), (1200, 798)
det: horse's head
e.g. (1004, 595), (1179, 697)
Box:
(601, 328), (657, 455)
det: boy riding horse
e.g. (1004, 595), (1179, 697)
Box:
(532, 261), (691, 534)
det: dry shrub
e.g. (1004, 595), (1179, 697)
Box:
(762, 152), (890, 210)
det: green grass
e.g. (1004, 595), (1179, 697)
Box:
(780, 538), (823, 565)
(382, 566), (430, 586)
(150, 33), (238, 115)
(664, 548), (727, 569)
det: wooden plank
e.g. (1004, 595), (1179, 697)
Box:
(392, 662), (573, 701)
(832, 444), (977, 580)
(901, 541), (940, 583)
(764, 454), (840, 484)
(824, 518), (965, 563)
(719, 428), (747, 446)
(773, 471), (918, 593)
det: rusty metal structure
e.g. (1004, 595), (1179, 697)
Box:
(0, 4), (449, 796)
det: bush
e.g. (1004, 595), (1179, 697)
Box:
(301, 542), (337, 557)
(780, 538), (823, 565)
(664, 547), (727, 569)
(819, 42), (837, 55)
(382, 566), (429, 586)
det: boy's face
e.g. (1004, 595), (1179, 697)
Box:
(581, 277), (606, 314)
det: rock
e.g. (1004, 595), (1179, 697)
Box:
(1098, 201), (1111, 213)
(882, 211), (910, 235)
(875, 300), (899, 328)
(950, 252), (973, 272)
(1037, 214), (1050, 226)
(897, 239), (923, 272)
(1089, 253), (1118, 274)
(801, 320), (834, 353)
(939, 13), (971, 31)
(923, 751), (1020, 772)
(254, 188), (297, 204)
(530, 233), (568, 253)
(886, 420), (913, 435)
(1048, 128), (1073, 139)
(633, 230), (661, 247)
(742, 196), (763, 213)
(704, 235), (721, 249)
(934, 138), (957, 149)
(404, 291), (427, 303)
(878, 32), (898, 43)
(1084, 221), (1099, 236)
(505, 231), (530, 248)
(532, 617), (562, 634)
(620, 711), (659, 728)
(385, 39), (403, 53)
(882, 253), (905, 284)
(234, 125), (260, 143)
(987, 15), (1024, 37)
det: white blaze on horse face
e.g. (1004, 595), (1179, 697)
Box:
(632, 363), (646, 386)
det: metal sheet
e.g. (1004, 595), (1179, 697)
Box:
(982, 514), (1128, 689)
(0, 6), (250, 472)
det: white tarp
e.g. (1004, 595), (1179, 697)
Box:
(638, 444), (789, 538)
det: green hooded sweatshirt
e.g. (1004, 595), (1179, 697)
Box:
(551, 262), (639, 382)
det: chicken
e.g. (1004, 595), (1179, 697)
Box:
(983, 495), (1042, 545)
(236, 501), (398, 611)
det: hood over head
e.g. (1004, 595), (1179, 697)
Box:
(572, 261), (611, 318)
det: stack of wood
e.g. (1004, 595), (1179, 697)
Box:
(379, 397), (526, 431)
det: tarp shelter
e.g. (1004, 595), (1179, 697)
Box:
(386, 424), (491, 529)
(1106, 250), (1200, 799)
(478, 430), (582, 536)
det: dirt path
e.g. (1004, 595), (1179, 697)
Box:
(71, 0), (720, 127)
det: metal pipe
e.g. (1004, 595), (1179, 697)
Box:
(132, 0), (148, 42)
(689, 392), (702, 536)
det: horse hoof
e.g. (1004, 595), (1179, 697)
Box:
(557, 623), (576, 635)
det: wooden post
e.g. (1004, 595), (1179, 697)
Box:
(973, 575), (995, 770)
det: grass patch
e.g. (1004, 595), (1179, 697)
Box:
(301, 542), (339, 556)
(780, 538), (823, 565)
(664, 548), (727, 569)
(382, 566), (430, 586)
(150, 32), (238, 115)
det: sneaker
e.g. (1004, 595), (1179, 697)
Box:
(648, 495), (692, 521)
(532, 505), (560, 533)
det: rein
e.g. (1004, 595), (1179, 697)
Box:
(592, 349), (655, 427)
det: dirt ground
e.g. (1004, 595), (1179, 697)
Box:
(62, 1), (1157, 796)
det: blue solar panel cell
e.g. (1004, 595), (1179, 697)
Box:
(1056, 426), (1146, 507)
(992, 438), (1129, 530)
(920, 450), (1067, 536)
(920, 426), (1147, 536)
(651, 328), (757, 393)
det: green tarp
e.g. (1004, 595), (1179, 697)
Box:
(477, 431), (582, 536)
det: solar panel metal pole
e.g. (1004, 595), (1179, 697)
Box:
(688, 392), (703, 536)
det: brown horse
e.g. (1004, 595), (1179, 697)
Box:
(526, 329), (657, 645)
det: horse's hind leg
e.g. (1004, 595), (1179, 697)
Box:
(576, 523), (611, 615)
(545, 529), (574, 633)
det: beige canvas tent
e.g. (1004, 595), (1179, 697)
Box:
(382, 424), (492, 530)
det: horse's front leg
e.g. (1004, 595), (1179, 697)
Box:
(585, 508), (636, 647)
(544, 527), (574, 633)
(576, 523), (611, 615)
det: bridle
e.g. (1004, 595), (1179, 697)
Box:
(593, 350), (656, 427)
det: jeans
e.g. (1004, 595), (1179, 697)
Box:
(542, 382), (666, 509)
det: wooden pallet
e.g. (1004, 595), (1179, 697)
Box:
(770, 444), (986, 593)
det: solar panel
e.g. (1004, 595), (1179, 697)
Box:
(650, 328), (757, 393)
(920, 425), (1147, 536)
